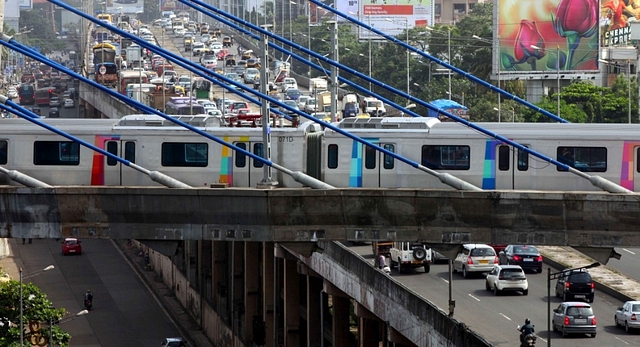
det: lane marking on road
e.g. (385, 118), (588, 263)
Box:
(622, 248), (636, 255)
(468, 294), (480, 302)
(499, 313), (511, 321)
(441, 278), (449, 284)
(615, 336), (630, 345)
(537, 337), (547, 343)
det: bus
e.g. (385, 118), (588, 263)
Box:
(34, 88), (53, 106)
(119, 71), (149, 95)
(165, 97), (205, 115)
(17, 84), (35, 105)
(97, 14), (113, 24)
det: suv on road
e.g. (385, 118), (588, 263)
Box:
(390, 242), (432, 274)
(555, 268), (595, 302)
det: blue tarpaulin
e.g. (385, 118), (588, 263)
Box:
(427, 99), (468, 118)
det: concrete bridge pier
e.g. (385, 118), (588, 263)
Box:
(303, 266), (323, 347)
(262, 242), (275, 346)
(355, 302), (385, 347)
(284, 256), (301, 346)
(244, 242), (261, 344)
(324, 282), (355, 346)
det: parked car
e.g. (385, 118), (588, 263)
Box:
(453, 244), (498, 278)
(615, 300), (640, 332)
(485, 265), (528, 295)
(555, 268), (595, 302)
(552, 302), (597, 338)
(498, 245), (543, 273)
(61, 238), (82, 255)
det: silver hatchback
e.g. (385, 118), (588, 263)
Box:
(552, 302), (597, 338)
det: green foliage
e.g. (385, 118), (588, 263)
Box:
(19, 6), (64, 54)
(0, 280), (70, 347)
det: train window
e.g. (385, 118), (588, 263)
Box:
(557, 146), (607, 172)
(498, 145), (510, 171)
(253, 143), (264, 168)
(365, 145), (376, 169)
(235, 142), (247, 168)
(637, 148), (640, 173)
(161, 142), (208, 167)
(518, 147), (529, 171)
(421, 145), (470, 170)
(327, 144), (338, 169)
(34, 141), (80, 165)
(125, 142), (136, 163)
(106, 141), (118, 166)
(0, 141), (7, 165)
(383, 144), (394, 170)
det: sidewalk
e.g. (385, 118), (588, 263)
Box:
(538, 246), (640, 301)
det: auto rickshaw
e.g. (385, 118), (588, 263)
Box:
(222, 36), (232, 47)
(183, 37), (193, 51)
(213, 28), (222, 37)
(241, 51), (251, 60)
(225, 55), (237, 67)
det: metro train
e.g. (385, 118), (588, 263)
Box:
(0, 115), (639, 192)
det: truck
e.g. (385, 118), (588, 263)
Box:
(317, 91), (332, 114)
(309, 77), (328, 94)
(372, 241), (393, 258)
(126, 45), (143, 68)
(144, 90), (181, 110)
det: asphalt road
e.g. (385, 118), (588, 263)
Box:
(350, 245), (639, 347)
(609, 247), (640, 284)
(19, 238), (181, 347)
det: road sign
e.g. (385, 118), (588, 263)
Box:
(99, 65), (107, 75)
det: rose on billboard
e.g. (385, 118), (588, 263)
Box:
(514, 20), (546, 62)
(552, 0), (598, 69)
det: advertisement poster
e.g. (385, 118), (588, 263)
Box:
(360, 0), (433, 40)
(106, 0), (144, 14)
(309, 0), (337, 25)
(160, 0), (188, 12)
(497, 0), (599, 73)
(600, 0), (639, 46)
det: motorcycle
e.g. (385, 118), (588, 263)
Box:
(516, 326), (536, 347)
(84, 299), (92, 311)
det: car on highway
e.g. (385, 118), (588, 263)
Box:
(390, 242), (432, 274)
(61, 238), (82, 255)
(280, 100), (299, 114)
(555, 268), (595, 302)
(453, 244), (498, 278)
(615, 300), (640, 332)
(284, 88), (301, 101)
(280, 77), (298, 92)
(297, 95), (311, 110)
(552, 302), (597, 338)
(7, 88), (18, 99)
(498, 245), (543, 273)
(243, 68), (259, 84)
(201, 52), (217, 66)
(192, 42), (206, 56)
(485, 265), (528, 295)
(209, 42), (223, 54)
(304, 98), (318, 113)
(48, 107), (59, 118)
(63, 98), (75, 108)
(226, 72), (242, 84)
(49, 97), (61, 107)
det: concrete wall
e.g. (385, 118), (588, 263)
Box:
(78, 79), (139, 119)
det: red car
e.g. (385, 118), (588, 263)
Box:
(61, 238), (82, 255)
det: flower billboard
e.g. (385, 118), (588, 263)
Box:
(497, 0), (599, 73)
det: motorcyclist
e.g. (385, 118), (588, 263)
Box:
(84, 290), (93, 308)
(519, 318), (535, 343)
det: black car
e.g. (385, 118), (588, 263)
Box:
(48, 107), (59, 118)
(555, 269), (595, 303)
(498, 245), (543, 273)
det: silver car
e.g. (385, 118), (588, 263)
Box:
(243, 68), (259, 84)
(615, 300), (640, 332)
(552, 302), (596, 338)
(453, 244), (497, 278)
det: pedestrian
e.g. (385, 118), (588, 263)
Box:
(377, 252), (386, 269)
(22, 238), (32, 244)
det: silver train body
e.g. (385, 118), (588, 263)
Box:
(1, 115), (639, 192)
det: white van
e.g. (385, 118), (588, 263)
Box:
(343, 93), (357, 106)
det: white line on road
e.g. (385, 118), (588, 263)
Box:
(499, 313), (511, 321)
(468, 294), (481, 302)
(622, 248), (636, 255)
(441, 278), (449, 284)
(615, 336), (630, 345)
(537, 337), (547, 343)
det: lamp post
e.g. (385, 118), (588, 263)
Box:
(547, 262), (600, 347)
(473, 34), (500, 114)
(385, 17), (410, 95)
(289, 1), (296, 46)
(49, 310), (89, 347)
(426, 26), (452, 99)
(628, 59), (632, 124)
(20, 265), (55, 347)
(259, 24), (276, 186)
(328, 20), (338, 122)
(493, 107), (515, 122)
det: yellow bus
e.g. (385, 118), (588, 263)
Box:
(97, 14), (113, 24)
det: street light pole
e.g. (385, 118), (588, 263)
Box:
(259, 24), (276, 186)
(628, 59), (631, 124)
(329, 20), (338, 122)
(448, 27), (451, 100)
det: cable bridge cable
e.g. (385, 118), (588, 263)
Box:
(0, 97), (193, 189)
(308, 0), (568, 124)
(187, 0), (632, 194)
(178, 0), (482, 191)
(47, 0), (477, 191)
(0, 34), (330, 190)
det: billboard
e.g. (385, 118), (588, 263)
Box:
(496, 0), (599, 73)
(19, 0), (33, 10)
(310, 0), (338, 26)
(360, 0), (433, 40)
(600, 0), (635, 47)
(106, 0), (144, 14)
(160, 0), (188, 12)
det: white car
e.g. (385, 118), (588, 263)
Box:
(280, 77), (298, 92)
(192, 42), (206, 55)
(615, 301), (640, 332)
(485, 265), (528, 295)
(209, 43), (223, 54)
(63, 98), (75, 108)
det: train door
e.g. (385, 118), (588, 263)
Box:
(493, 144), (532, 190)
(103, 140), (139, 186)
(232, 141), (265, 187)
(361, 143), (397, 187)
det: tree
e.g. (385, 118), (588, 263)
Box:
(0, 280), (70, 347)
(19, 7), (64, 54)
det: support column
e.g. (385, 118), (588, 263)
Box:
(332, 295), (351, 346)
(232, 242), (245, 337)
(354, 302), (383, 346)
(245, 242), (261, 344)
(283, 257), (300, 346)
(212, 241), (228, 320)
(262, 242), (275, 347)
(306, 268), (322, 347)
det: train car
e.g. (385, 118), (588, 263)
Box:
(93, 43), (118, 88)
(0, 116), (315, 188)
